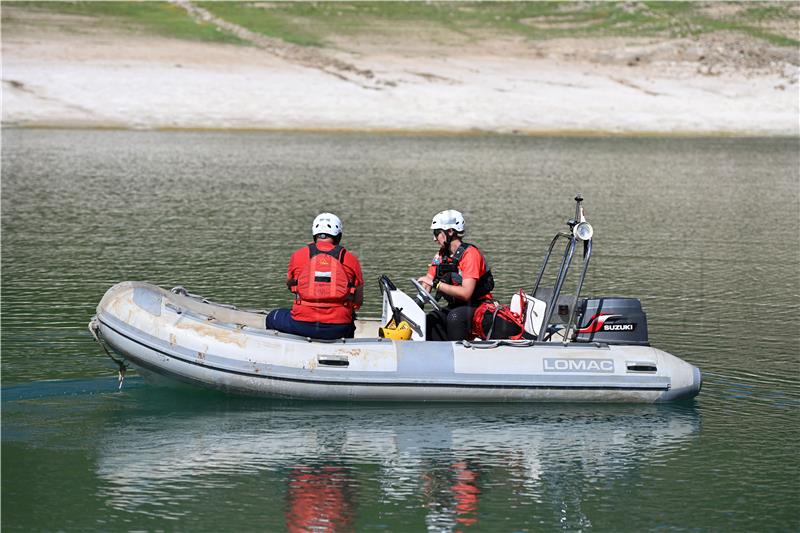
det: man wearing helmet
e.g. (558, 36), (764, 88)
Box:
(417, 209), (495, 341)
(266, 213), (364, 339)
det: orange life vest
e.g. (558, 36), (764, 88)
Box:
(292, 244), (355, 308)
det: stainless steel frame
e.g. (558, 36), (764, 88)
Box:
(531, 194), (593, 343)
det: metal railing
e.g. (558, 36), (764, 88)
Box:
(530, 195), (593, 343)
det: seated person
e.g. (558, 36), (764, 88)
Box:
(417, 209), (495, 341)
(266, 213), (363, 339)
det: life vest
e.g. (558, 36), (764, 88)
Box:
(292, 244), (356, 308)
(434, 243), (494, 305)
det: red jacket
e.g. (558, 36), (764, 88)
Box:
(288, 241), (363, 324)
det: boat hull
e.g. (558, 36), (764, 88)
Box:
(93, 282), (702, 403)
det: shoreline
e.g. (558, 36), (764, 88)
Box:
(4, 123), (797, 139)
(2, 5), (798, 137)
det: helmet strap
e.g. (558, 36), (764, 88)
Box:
(440, 229), (458, 257)
(314, 233), (342, 245)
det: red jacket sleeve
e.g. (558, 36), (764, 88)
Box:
(457, 247), (486, 280)
(343, 251), (363, 309)
(287, 247), (307, 287)
(344, 251), (363, 286)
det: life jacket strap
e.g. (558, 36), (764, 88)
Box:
(308, 243), (346, 263)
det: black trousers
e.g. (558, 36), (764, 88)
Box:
(426, 306), (475, 341)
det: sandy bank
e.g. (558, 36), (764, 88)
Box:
(2, 5), (798, 136)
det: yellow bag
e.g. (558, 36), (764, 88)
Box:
(378, 319), (413, 341)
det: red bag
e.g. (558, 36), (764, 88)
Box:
(471, 300), (524, 340)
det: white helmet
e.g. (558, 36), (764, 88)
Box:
(311, 212), (342, 237)
(430, 209), (465, 233)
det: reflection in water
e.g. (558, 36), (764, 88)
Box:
(92, 393), (699, 530)
(451, 462), (479, 528)
(422, 461), (480, 531)
(287, 466), (355, 533)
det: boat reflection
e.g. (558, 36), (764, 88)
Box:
(286, 465), (356, 533)
(95, 395), (699, 529)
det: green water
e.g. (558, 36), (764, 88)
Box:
(2, 129), (799, 531)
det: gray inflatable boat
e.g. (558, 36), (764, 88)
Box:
(89, 196), (701, 402)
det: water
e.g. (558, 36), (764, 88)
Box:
(2, 129), (799, 531)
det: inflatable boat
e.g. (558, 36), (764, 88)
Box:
(89, 196), (701, 403)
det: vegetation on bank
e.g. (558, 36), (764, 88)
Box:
(3, 1), (245, 44)
(3, 1), (798, 48)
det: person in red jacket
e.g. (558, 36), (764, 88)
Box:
(266, 213), (364, 339)
(417, 209), (495, 341)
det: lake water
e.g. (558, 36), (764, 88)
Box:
(2, 129), (798, 531)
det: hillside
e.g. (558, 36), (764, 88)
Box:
(2, 1), (798, 134)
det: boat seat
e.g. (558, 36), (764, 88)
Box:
(354, 318), (381, 338)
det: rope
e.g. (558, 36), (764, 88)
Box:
(461, 339), (535, 349)
(484, 301), (502, 339)
(88, 318), (128, 390)
(171, 286), (268, 315)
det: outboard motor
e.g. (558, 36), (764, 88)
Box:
(574, 297), (649, 346)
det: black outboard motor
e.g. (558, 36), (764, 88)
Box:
(532, 195), (652, 346)
(574, 297), (649, 346)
